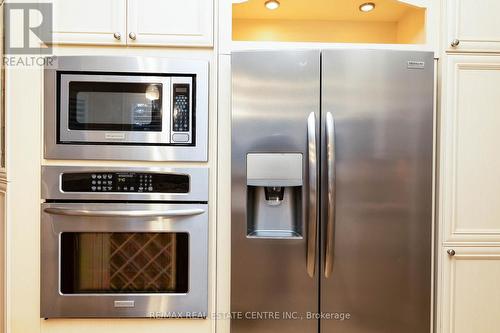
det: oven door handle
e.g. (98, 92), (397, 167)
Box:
(43, 207), (205, 218)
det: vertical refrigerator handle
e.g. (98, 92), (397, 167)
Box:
(307, 112), (318, 278)
(325, 112), (336, 278)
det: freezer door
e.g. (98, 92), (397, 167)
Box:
(231, 50), (320, 333)
(320, 49), (433, 333)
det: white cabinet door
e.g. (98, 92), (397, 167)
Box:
(440, 55), (500, 243)
(52, 0), (126, 45)
(446, 0), (500, 52)
(127, 0), (213, 47)
(440, 247), (500, 333)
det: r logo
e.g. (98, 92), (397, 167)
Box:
(4, 3), (53, 54)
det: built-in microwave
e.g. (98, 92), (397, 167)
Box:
(44, 56), (208, 161)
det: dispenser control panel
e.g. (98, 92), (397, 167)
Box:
(61, 172), (189, 193)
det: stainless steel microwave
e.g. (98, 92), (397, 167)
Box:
(44, 56), (208, 161)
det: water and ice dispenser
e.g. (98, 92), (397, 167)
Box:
(246, 153), (303, 239)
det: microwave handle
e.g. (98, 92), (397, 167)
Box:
(43, 207), (205, 218)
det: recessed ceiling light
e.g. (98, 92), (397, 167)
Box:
(359, 2), (376, 12)
(265, 0), (280, 10)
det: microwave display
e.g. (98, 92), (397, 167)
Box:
(68, 81), (163, 132)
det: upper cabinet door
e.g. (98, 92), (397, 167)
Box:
(52, 0), (126, 45)
(127, 0), (213, 47)
(446, 0), (500, 52)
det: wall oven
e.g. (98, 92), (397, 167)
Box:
(41, 166), (208, 318)
(44, 56), (208, 161)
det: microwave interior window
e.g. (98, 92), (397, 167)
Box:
(68, 82), (163, 131)
(60, 232), (189, 294)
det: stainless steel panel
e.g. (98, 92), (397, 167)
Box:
(41, 166), (208, 201)
(231, 50), (320, 333)
(41, 202), (208, 318)
(44, 56), (208, 161)
(320, 49), (434, 333)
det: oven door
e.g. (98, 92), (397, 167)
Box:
(59, 74), (171, 145)
(41, 202), (208, 318)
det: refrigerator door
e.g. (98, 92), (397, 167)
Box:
(231, 50), (320, 333)
(320, 49), (434, 333)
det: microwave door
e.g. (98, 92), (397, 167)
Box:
(58, 74), (171, 145)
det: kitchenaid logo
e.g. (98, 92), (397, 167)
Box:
(3, 2), (56, 67)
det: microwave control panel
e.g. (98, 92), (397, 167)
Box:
(171, 81), (193, 144)
(61, 172), (189, 193)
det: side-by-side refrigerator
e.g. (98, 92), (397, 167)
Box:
(231, 49), (434, 333)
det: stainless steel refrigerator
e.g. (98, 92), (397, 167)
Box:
(231, 49), (434, 333)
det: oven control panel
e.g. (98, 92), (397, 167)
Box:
(61, 172), (189, 193)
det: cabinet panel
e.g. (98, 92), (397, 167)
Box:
(440, 247), (500, 333)
(441, 56), (500, 243)
(52, 0), (126, 45)
(446, 0), (500, 52)
(127, 0), (213, 46)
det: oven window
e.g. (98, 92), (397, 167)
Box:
(68, 82), (163, 131)
(60, 232), (188, 294)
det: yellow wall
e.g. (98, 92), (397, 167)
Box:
(397, 8), (426, 44)
(233, 19), (398, 44)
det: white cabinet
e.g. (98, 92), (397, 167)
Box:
(440, 55), (500, 243)
(52, 0), (213, 47)
(446, 0), (500, 52)
(440, 247), (500, 333)
(127, 0), (213, 46)
(52, 0), (126, 45)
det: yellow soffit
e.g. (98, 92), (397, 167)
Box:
(233, 0), (426, 22)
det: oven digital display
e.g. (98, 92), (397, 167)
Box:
(61, 172), (189, 193)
